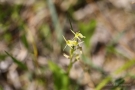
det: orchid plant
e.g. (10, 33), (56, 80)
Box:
(63, 29), (85, 75)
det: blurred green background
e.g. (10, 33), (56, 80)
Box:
(0, 0), (135, 90)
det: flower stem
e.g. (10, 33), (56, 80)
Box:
(67, 59), (73, 75)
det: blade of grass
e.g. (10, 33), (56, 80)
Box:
(95, 59), (135, 90)
(21, 33), (29, 49)
(46, 0), (63, 42)
(95, 76), (112, 90)
(114, 60), (135, 74)
(5, 51), (27, 70)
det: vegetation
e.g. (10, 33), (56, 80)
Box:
(0, 0), (135, 90)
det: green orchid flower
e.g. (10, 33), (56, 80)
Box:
(70, 29), (85, 40)
(63, 29), (85, 75)
(63, 36), (78, 50)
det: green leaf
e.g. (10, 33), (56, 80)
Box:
(112, 78), (125, 90)
(21, 34), (29, 49)
(5, 51), (27, 70)
(114, 78), (125, 87)
(79, 19), (96, 47)
(48, 61), (69, 90)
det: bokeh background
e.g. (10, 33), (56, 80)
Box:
(0, 0), (135, 90)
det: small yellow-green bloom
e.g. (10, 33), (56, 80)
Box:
(63, 36), (78, 49)
(66, 40), (78, 47)
(70, 29), (85, 40)
(75, 32), (85, 38)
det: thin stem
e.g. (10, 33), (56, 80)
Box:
(67, 48), (74, 75)
(67, 59), (73, 75)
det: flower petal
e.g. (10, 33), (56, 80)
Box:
(63, 53), (70, 59)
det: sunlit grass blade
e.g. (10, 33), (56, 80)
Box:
(95, 76), (112, 90)
(96, 59), (135, 90)
(114, 60), (135, 74)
